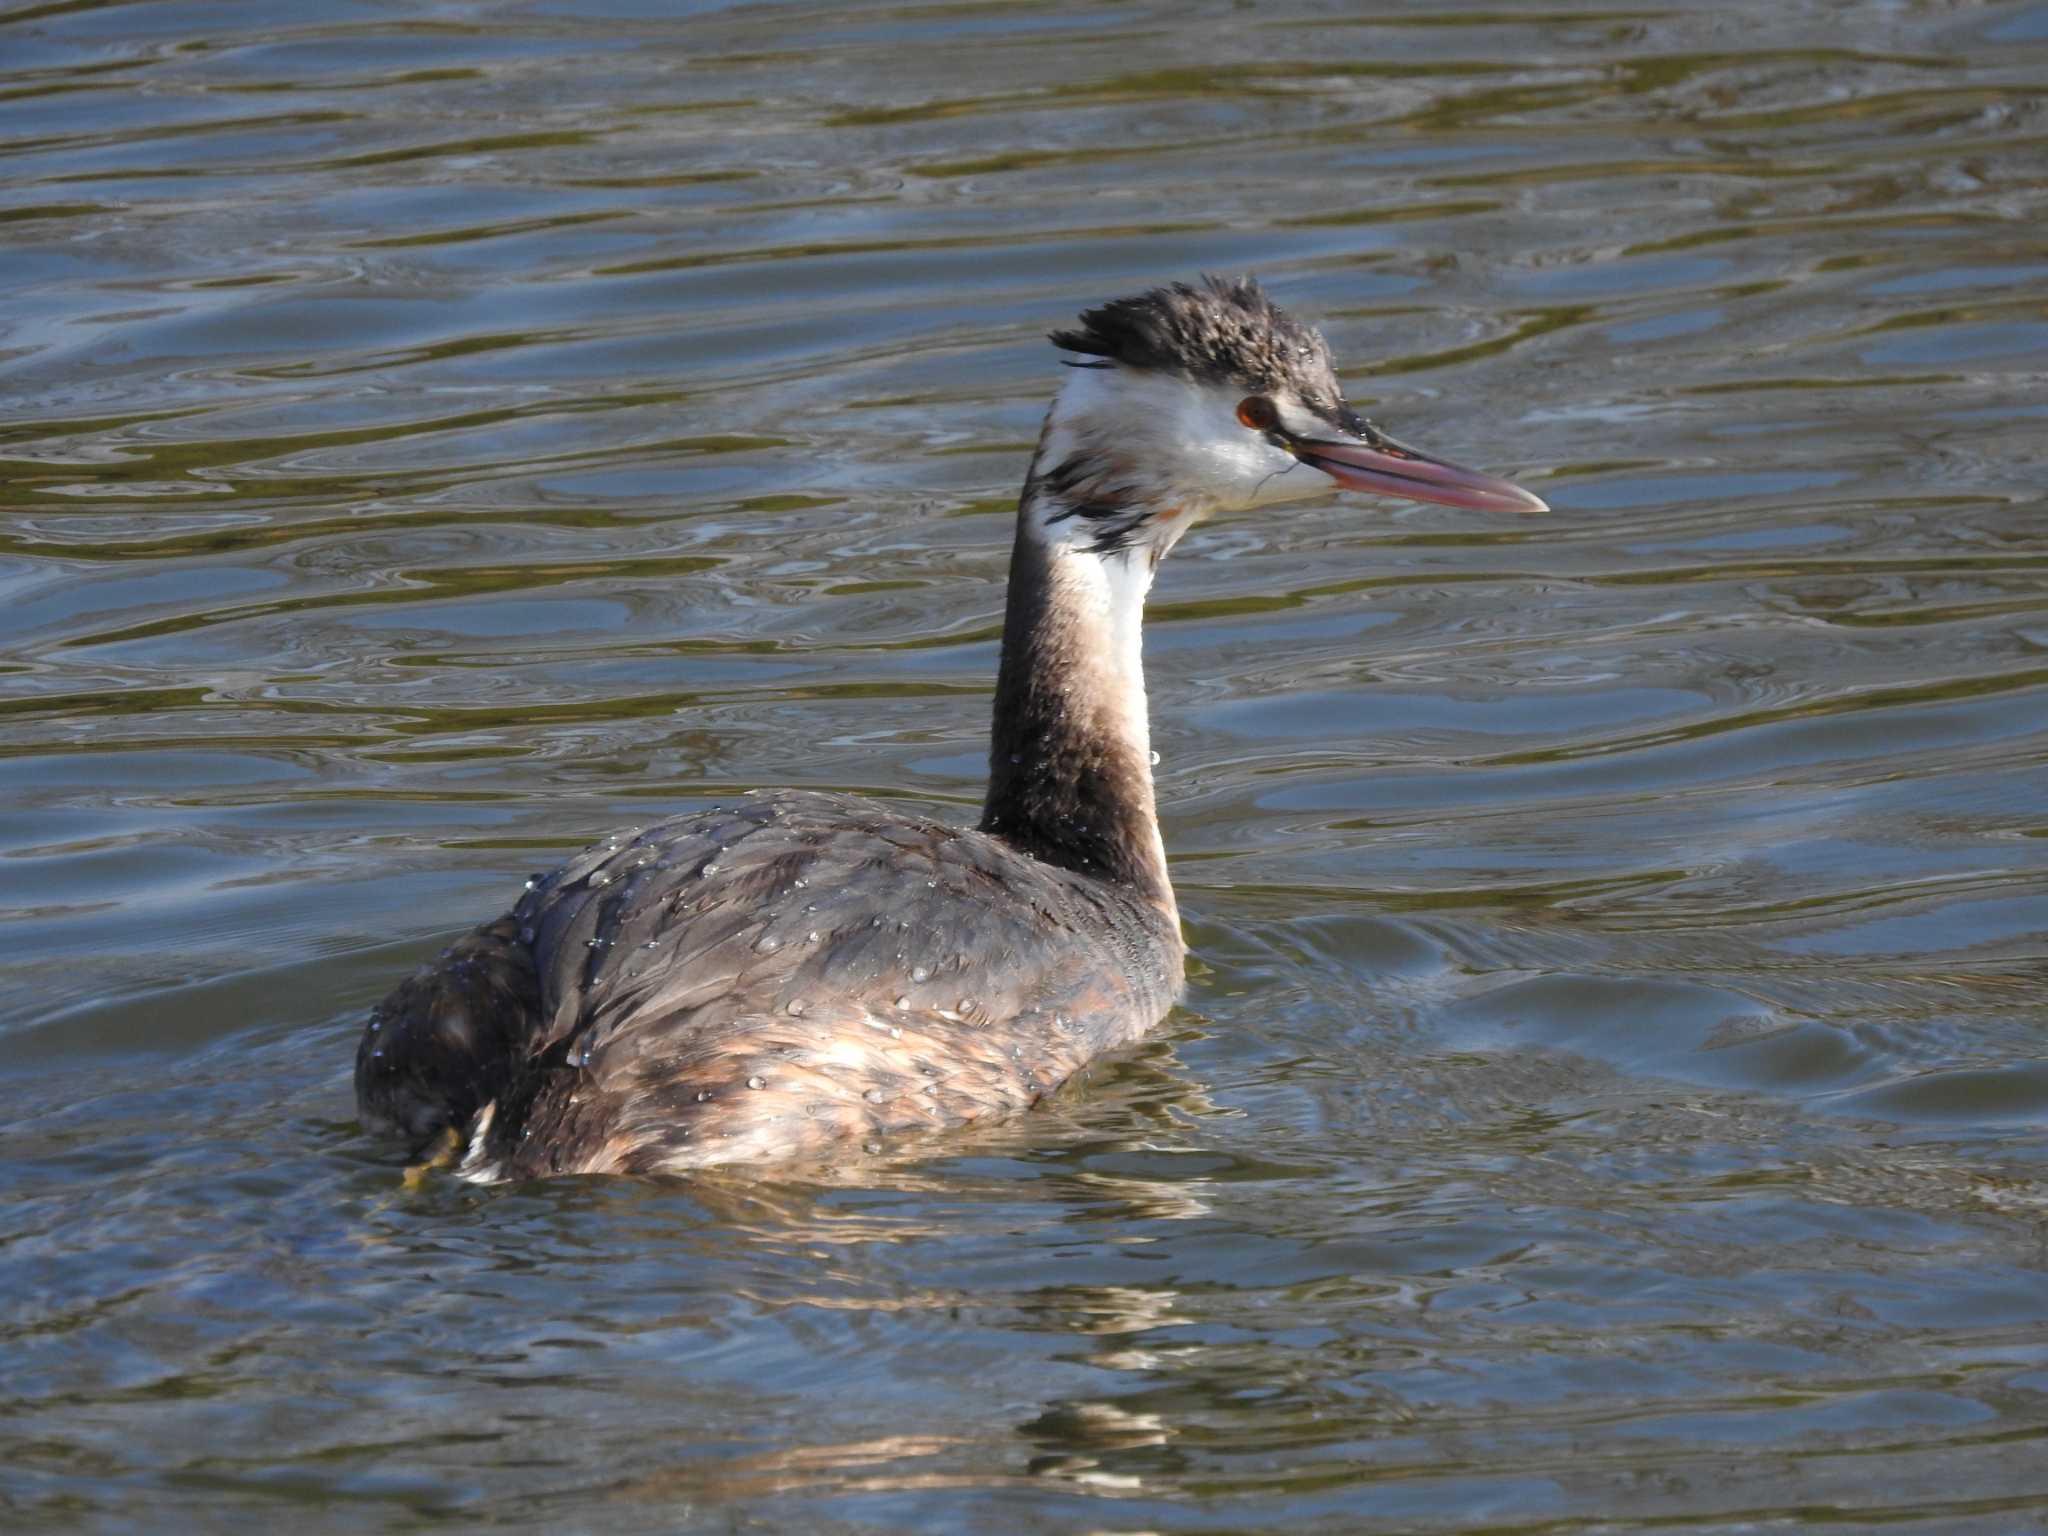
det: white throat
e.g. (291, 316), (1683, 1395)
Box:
(981, 357), (1328, 912)
(1041, 534), (1155, 751)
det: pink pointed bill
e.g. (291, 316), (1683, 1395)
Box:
(1298, 434), (1548, 514)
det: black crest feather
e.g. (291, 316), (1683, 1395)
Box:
(1049, 274), (1342, 404)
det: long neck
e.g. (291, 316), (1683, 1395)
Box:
(979, 480), (1173, 912)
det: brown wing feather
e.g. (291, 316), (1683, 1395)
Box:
(356, 792), (1182, 1177)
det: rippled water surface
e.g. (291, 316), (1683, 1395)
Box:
(5, 0), (2048, 1529)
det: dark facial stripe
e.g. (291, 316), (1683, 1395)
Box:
(1036, 451), (1153, 556)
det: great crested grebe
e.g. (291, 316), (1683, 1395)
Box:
(355, 276), (1546, 1180)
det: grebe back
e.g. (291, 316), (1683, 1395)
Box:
(355, 276), (1546, 1180)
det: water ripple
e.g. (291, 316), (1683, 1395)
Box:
(3, 0), (2047, 1529)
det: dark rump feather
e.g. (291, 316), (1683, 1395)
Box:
(355, 913), (541, 1153)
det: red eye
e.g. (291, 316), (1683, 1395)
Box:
(1236, 396), (1279, 432)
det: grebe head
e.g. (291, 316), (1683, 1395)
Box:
(1029, 275), (1546, 561)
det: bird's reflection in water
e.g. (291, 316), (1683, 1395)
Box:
(589, 1030), (1234, 1503)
